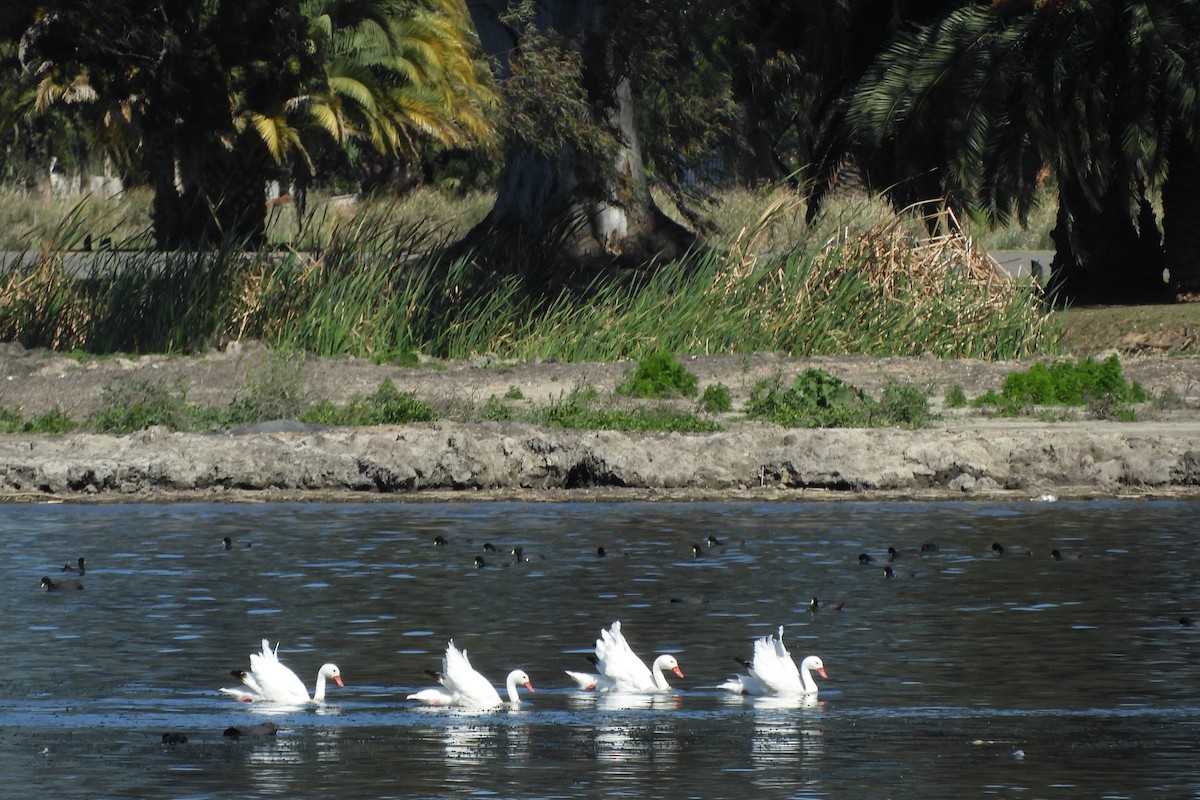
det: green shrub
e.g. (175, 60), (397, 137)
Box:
(91, 379), (194, 433)
(227, 352), (309, 424)
(944, 385), (968, 408)
(301, 379), (437, 426)
(878, 380), (931, 429)
(481, 396), (519, 421)
(975, 355), (1146, 417)
(533, 388), (719, 432)
(504, 385), (525, 400)
(616, 352), (699, 398)
(745, 369), (870, 428)
(23, 410), (76, 434)
(698, 383), (733, 413)
(745, 369), (930, 428)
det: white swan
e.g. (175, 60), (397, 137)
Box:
(565, 621), (684, 693)
(408, 640), (534, 709)
(220, 639), (343, 704)
(718, 626), (826, 697)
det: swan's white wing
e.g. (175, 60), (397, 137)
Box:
(594, 622), (654, 691)
(748, 628), (801, 695)
(247, 640), (311, 702)
(441, 641), (502, 708)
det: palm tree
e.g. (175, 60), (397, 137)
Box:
(14, 0), (496, 249)
(844, 0), (1200, 303)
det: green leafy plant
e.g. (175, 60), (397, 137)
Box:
(698, 383), (733, 413)
(944, 385), (968, 408)
(533, 388), (719, 432)
(227, 352), (309, 424)
(90, 379), (195, 433)
(745, 369), (870, 428)
(974, 355), (1146, 417)
(300, 380), (437, 426)
(878, 380), (932, 429)
(617, 352), (699, 398)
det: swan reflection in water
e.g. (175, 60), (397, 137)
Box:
(441, 716), (532, 767)
(239, 727), (344, 796)
(747, 695), (826, 791)
(569, 692), (683, 785)
(442, 723), (499, 765)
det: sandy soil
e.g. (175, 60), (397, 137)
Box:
(2, 340), (1198, 423)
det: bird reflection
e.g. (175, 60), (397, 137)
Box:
(442, 723), (498, 765)
(750, 698), (826, 789)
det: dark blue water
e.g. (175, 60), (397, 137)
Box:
(3, 499), (1199, 798)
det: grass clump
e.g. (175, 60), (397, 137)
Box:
(878, 380), (933, 429)
(91, 379), (199, 433)
(533, 388), (720, 433)
(973, 355), (1146, 417)
(616, 352), (699, 398)
(944, 386), (968, 408)
(0, 189), (1057, 362)
(0, 407), (75, 434)
(227, 352), (309, 424)
(301, 380), (437, 426)
(745, 369), (930, 428)
(698, 383), (733, 413)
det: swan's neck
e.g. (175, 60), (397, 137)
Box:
(799, 662), (818, 694)
(650, 657), (672, 691)
(505, 673), (521, 704)
(312, 671), (326, 702)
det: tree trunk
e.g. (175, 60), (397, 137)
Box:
(1162, 130), (1200, 298)
(465, 0), (695, 273)
(147, 126), (270, 251)
(1048, 177), (1167, 306)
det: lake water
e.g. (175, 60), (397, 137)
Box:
(3, 499), (1199, 799)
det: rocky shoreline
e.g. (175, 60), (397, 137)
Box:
(3, 418), (1199, 503)
(2, 343), (1199, 503)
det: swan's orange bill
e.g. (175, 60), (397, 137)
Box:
(672, 666), (685, 678)
(334, 676), (345, 688)
(523, 682), (535, 693)
(817, 668), (828, 679)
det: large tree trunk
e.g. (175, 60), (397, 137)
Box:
(147, 124), (270, 251)
(1048, 177), (1167, 306)
(466, 0), (694, 272)
(1162, 130), (1200, 298)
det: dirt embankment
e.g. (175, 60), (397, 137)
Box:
(1, 341), (1198, 502)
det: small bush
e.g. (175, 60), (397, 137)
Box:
(481, 396), (518, 421)
(745, 369), (871, 428)
(877, 380), (931, 429)
(616, 352), (699, 398)
(302, 379), (437, 426)
(533, 388), (719, 432)
(698, 383), (733, 413)
(24, 410), (76, 434)
(91, 379), (194, 433)
(225, 352), (309, 425)
(944, 386), (968, 408)
(745, 369), (930, 428)
(975, 355), (1146, 417)
(504, 385), (525, 400)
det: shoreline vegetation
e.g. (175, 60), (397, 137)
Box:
(0, 187), (1197, 503)
(0, 186), (1054, 362)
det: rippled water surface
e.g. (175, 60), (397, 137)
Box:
(4, 499), (1200, 798)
